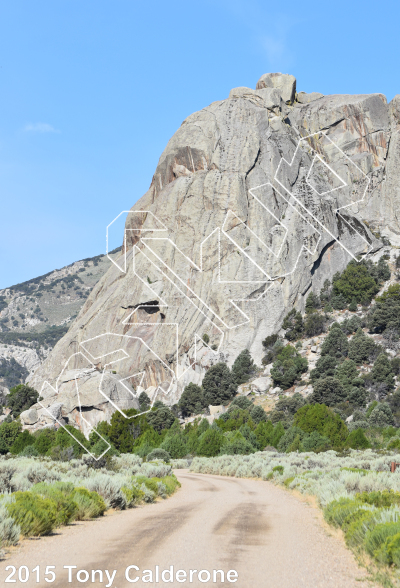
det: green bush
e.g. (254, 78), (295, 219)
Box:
(311, 377), (347, 406)
(197, 429), (224, 457)
(230, 396), (253, 410)
(250, 405), (267, 424)
(255, 421), (274, 449)
(71, 488), (106, 520)
(310, 355), (337, 382)
(147, 407), (176, 432)
(369, 353), (395, 391)
(231, 349), (256, 385)
(7, 384), (39, 418)
(270, 345), (308, 390)
(202, 363), (237, 405)
(161, 433), (188, 459)
(365, 522), (400, 557)
(301, 430), (331, 452)
(375, 532), (400, 566)
(10, 430), (35, 455)
(333, 261), (379, 303)
(277, 427), (304, 452)
(282, 309), (304, 341)
(345, 428), (371, 449)
(356, 490), (400, 508)
(294, 404), (348, 448)
(369, 403), (394, 427)
(0, 420), (22, 452)
(348, 328), (380, 364)
(220, 431), (255, 455)
(320, 324), (349, 358)
(146, 448), (171, 462)
(6, 491), (57, 536)
(33, 428), (56, 455)
(178, 383), (205, 417)
(304, 313), (325, 337)
(31, 483), (77, 525)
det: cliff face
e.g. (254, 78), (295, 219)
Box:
(29, 73), (400, 433)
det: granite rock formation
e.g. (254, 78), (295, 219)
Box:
(28, 72), (400, 432)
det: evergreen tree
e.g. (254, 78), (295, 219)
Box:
(320, 323), (349, 358)
(369, 353), (395, 391)
(202, 363), (237, 405)
(7, 384), (39, 418)
(348, 328), (380, 364)
(282, 309), (304, 341)
(311, 376), (347, 406)
(178, 383), (205, 417)
(231, 349), (256, 385)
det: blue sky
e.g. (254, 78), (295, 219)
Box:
(1, 0), (399, 289)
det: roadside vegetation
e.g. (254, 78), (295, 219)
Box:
(2, 253), (400, 572)
(0, 454), (179, 552)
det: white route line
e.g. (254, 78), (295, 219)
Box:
(274, 131), (373, 259)
(46, 127), (378, 458)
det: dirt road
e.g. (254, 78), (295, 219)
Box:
(2, 471), (374, 588)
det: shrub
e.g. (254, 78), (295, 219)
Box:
(304, 313), (325, 337)
(310, 355), (337, 382)
(138, 391), (151, 412)
(20, 445), (39, 457)
(277, 427), (305, 452)
(109, 409), (148, 453)
(301, 430), (331, 452)
(220, 431), (256, 455)
(348, 328), (380, 365)
(255, 421), (274, 449)
(320, 324), (348, 358)
(365, 522), (400, 557)
(230, 396), (253, 410)
(231, 349), (256, 385)
(345, 428), (371, 449)
(369, 353), (395, 391)
(357, 490), (400, 508)
(312, 377), (347, 406)
(161, 434), (188, 459)
(331, 294), (348, 310)
(31, 483), (77, 525)
(349, 299), (358, 312)
(178, 383), (205, 417)
(0, 421), (22, 452)
(369, 403), (394, 427)
(333, 261), (379, 303)
(197, 429), (224, 457)
(250, 405), (267, 424)
(202, 363), (237, 405)
(10, 430), (35, 455)
(147, 407), (176, 432)
(33, 428), (56, 455)
(146, 448), (171, 462)
(271, 345), (308, 390)
(294, 404), (348, 448)
(7, 384), (39, 417)
(0, 505), (21, 546)
(274, 393), (306, 416)
(282, 309), (304, 341)
(6, 491), (57, 536)
(369, 295), (400, 338)
(305, 292), (320, 314)
(71, 488), (106, 520)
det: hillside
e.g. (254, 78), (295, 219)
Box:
(0, 247), (121, 392)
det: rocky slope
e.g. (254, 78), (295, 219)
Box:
(0, 248), (121, 393)
(28, 72), (400, 434)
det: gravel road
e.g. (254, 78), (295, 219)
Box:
(2, 471), (375, 588)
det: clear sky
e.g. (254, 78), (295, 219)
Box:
(1, 0), (399, 289)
